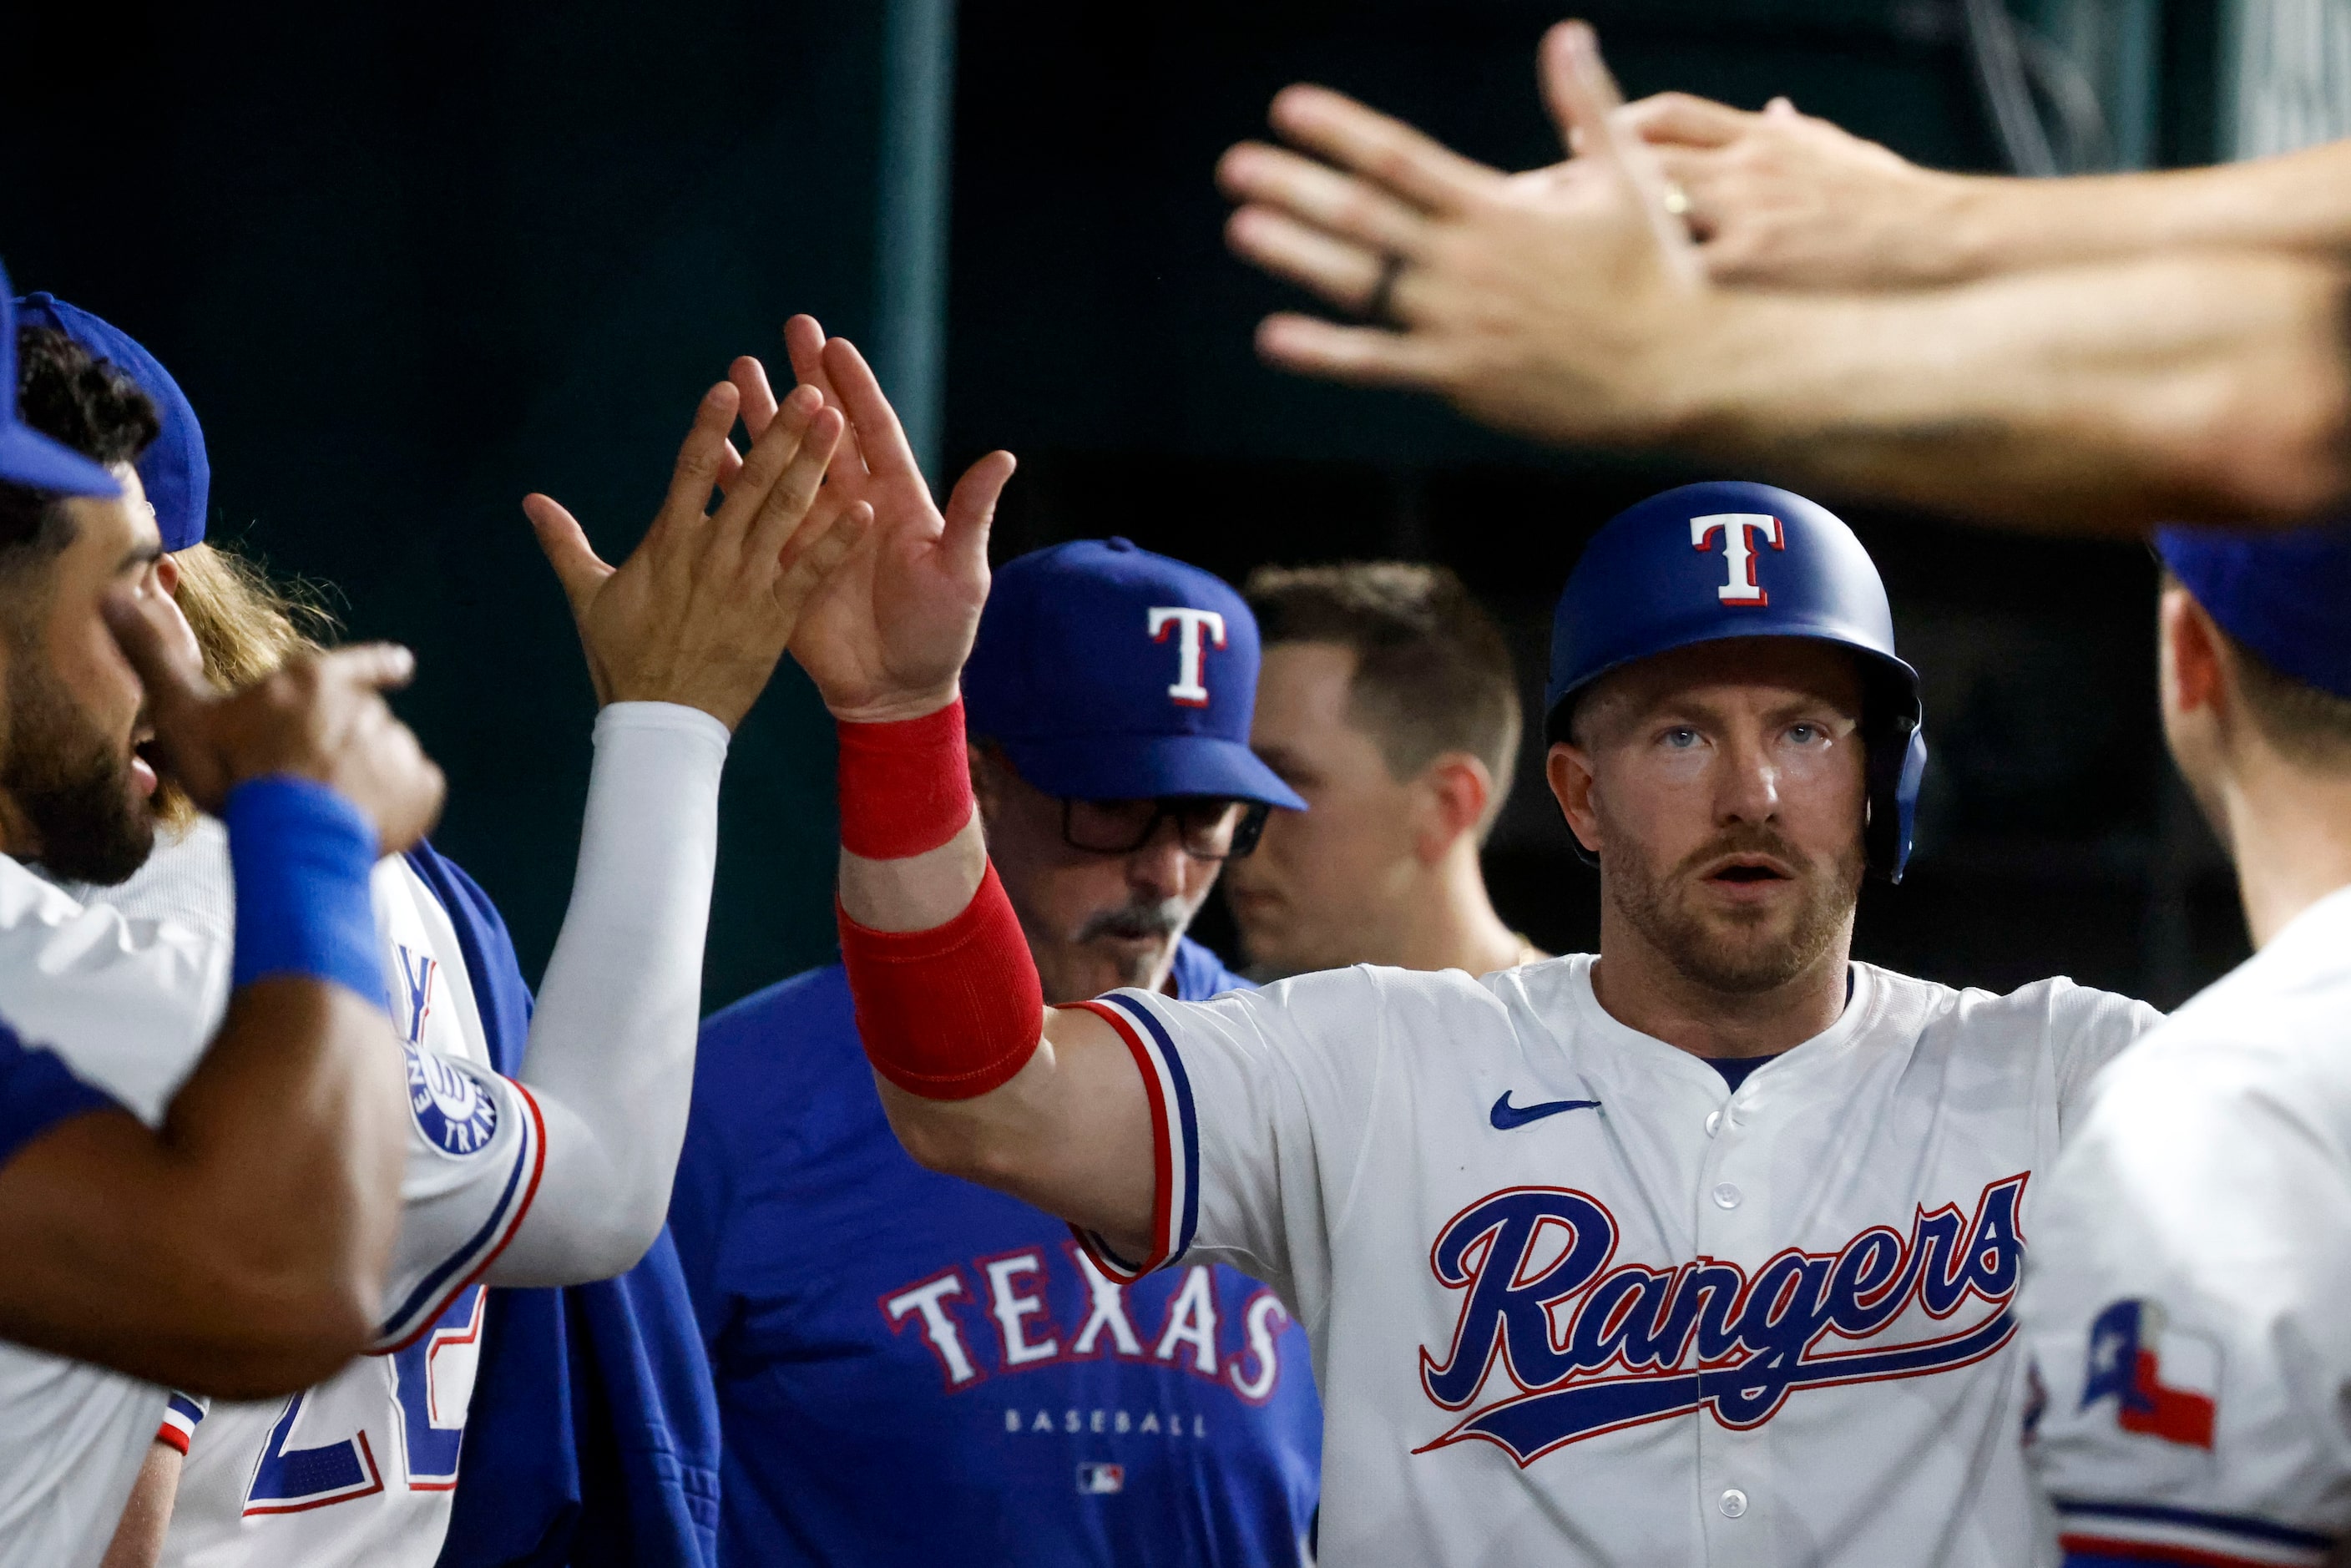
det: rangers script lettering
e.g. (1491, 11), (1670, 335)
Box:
(1418, 1176), (2028, 1465)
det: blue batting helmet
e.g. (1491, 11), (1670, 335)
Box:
(1544, 480), (1928, 882)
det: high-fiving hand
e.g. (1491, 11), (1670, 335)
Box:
(524, 377), (872, 731)
(1621, 92), (1965, 290)
(1216, 21), (1717, 448)
(724, 316), (1017, 724)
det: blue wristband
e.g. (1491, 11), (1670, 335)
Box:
(223, 776), (384, 1007)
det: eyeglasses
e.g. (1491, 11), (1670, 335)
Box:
(1060, 797), (1272, 861)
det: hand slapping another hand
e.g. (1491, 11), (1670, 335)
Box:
(1216, 20), (1715, 450)
(523, 375), (872, 732)
(726, 316), (1017, 726)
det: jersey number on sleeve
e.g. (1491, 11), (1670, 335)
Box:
(243, 1287), (487, 1514)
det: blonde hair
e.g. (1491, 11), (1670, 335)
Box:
(153, 542), (335, 827)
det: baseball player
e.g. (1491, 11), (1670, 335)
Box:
(13, 296), (869, 1568)
(671, 535), (1321, 1566)
(2020, 525), (2351, 1567)
(0, 272), (437, 1566)
(785, 371), (2164, 1564)
(1229, 561), (1542, 979)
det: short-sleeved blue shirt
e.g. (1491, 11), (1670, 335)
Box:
(0, 1014), (114, 1166)
(672, 938), (1322, 1566)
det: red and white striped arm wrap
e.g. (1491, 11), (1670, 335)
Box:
(156, 1392), (207, 1454)
(1062, 992), (1200, 1282)
(836, 701), (1045, 1100)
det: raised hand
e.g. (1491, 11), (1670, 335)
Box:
(1620, 92), (1962, 289)
(1215, 21), (1711, 448)
(523, 377), (872, 731)
(103, 588), (445, 853)
(734, 316), (1016, 723)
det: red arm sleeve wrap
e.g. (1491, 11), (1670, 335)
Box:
(837, 698), (975, 859)
(838, 863), (1045, 1099)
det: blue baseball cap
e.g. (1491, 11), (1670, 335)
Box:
(13, 292), (209, 550)
(963, 538), (1306, 810)
(2156, 521), (2351, 699)
(0, 265), (121, 498)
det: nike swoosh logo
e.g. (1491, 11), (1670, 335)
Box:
(1489, 1092), (1603, 1130)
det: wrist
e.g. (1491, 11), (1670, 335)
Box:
(221, 776), (385, 1008)
(1927, 172), (2030, 284)
(837, 696), (976, 860)
(825, 683), (961, 726)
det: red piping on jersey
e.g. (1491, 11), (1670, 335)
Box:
(377, 1082), (549, 1355)
(1064, 999), (1171, 1282)
(2059, 1532), (2307, 1568)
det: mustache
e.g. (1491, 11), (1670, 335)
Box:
(1076, 898), (1191, 944)
(1675, 824), (1805, 878)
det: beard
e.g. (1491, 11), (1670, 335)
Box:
(1, 652), (154, 887)
(1605, 822), (1861, 996)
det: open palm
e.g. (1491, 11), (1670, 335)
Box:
(730, 317), (1016, 723)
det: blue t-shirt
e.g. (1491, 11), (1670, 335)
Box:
(0, 1015), (114, 1167)
(672, 938), (1322, 1567)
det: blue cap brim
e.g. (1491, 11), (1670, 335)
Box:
(0, 421), (119, 498)
(994, 732), (1308, 812)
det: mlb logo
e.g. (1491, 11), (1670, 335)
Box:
(1076, 1463), (1125, 1495)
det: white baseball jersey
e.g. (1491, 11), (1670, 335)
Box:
(1074, 953), (2158, 1567)
(2021, 885), (2351, 1567)
(65, 823), (544, 1568)
(0, 846), (228, 1568)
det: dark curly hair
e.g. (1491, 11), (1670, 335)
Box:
(0, 325), (162, 576)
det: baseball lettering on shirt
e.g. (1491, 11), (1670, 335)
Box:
(1417, 1174), (2029, 1466)
(1147, 607), (1226, 707)
(1690, 513), (1784, 605)
(881, 1248), (1288, 1436)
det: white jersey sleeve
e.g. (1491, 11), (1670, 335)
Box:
(1072, 966), (1464, 1308)
(2021, 893), (2351, 1568)
(2044, 979), (2162, 1135)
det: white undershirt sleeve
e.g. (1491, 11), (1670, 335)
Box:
(485, 701), (728, 1284)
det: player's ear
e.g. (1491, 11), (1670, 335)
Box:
(1547, 741), (1602, 856)
(1415, 753), (1493, 862)
(2159, 581), (2227, 723)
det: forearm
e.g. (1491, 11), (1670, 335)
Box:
(492, 701), (727, 1283)
(1670, 251), (2351, 530)
(99, 1441), (181, 1568)
(0, 982), (405, 1394)
(1944, 142), (2351, 280)
(834, 706), (1154, 1245)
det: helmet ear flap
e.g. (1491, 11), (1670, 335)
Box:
(1864, 713), (1928, 883)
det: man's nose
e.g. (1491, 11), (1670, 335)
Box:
(1126, 818), (1192, 897)
(1714, 733), (1782, 825)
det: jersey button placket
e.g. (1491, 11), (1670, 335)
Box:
(1694, 1089), (1772, 1568)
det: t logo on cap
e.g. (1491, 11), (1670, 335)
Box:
(1691, 513), (1784, 606)
(1149, 606), (1227, 707)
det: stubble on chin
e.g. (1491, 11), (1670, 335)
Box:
(1606, 834), (1861, 996)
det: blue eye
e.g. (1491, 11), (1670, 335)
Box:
(1663, 727), (1699, 749)
(1789, 723), (1821, 744)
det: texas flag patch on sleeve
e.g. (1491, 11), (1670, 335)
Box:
(2081, 1298), (2218, 1449)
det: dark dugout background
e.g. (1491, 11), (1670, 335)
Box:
(0, 0), (2248, 1012)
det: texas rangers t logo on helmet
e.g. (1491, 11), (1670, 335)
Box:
(1691, 513), (1785, 605)
(1148, 606), (1227, 707)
